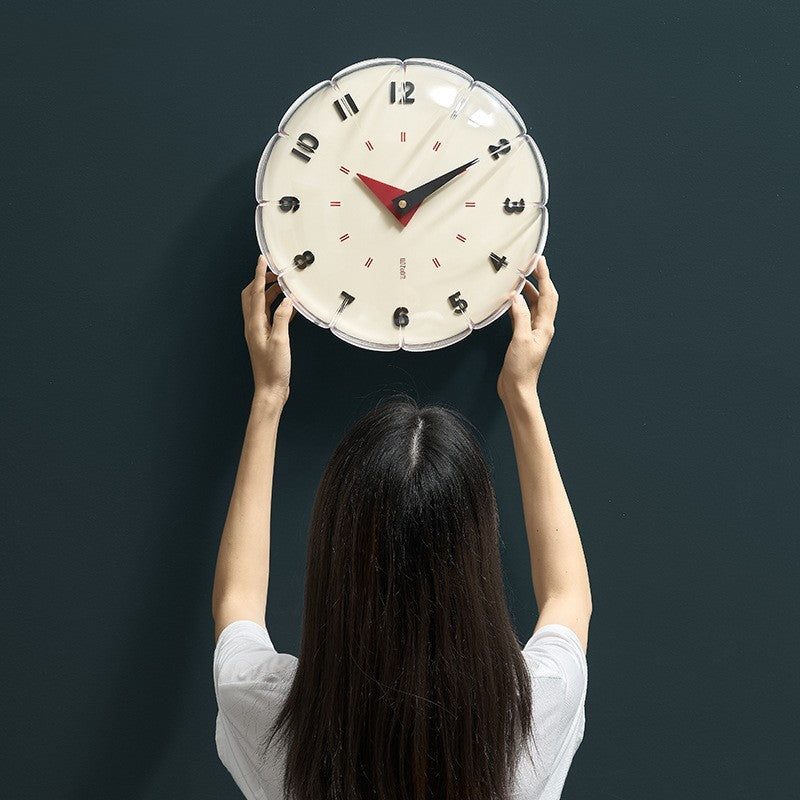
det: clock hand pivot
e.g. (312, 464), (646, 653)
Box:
(356, 173), (421, 225)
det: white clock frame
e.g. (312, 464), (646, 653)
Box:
(255, 56), (548, 352)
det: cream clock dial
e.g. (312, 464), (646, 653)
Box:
(255, 56), (548, 352)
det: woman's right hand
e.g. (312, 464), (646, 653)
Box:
(497, 255), (559, 404)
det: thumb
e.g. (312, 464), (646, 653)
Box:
(508, 292), (530, 337)
(271, 295), (294, 338)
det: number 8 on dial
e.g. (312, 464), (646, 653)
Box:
(255, 56), (548, 352)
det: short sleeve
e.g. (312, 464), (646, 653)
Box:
(212, 621), (298, 799)
(523, 623), (587, 691)
(521, 623), (588, 759)
(213, 620), (298, 703)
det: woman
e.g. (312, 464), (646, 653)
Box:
(212, 254), (592, 800)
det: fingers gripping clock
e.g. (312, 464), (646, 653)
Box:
(255, 57), (549, 352)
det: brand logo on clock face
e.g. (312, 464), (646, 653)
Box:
(256, 57), (548, 352)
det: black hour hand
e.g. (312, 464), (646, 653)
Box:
(392, 158), (479, 217)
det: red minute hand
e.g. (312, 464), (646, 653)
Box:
(356, 173), (423, 226)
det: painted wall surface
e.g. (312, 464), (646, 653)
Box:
(2, 2), (797, 798)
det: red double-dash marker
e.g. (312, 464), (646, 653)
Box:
(465, 201), (476, 207)
(364, 257), (373, 268)
(330, 201), (341, 206)
(432, 140), (442, 152)
(339, 166), (350, 174)
(432, 257), (441, 268)
(339, 233), (350, 242)
(456, 233), (467, 243)
(365, 140), (374, 151)
(400, 131), (407, 142)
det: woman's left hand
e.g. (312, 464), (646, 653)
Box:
(241, 255), (297, 405)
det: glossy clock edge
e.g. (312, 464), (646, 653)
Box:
(255, 132), (284, 203)
(521, 207), (549, 279)
(329, 325), (401, 352)
(471, 79), (527, 136)
(403, 57), (475, 86)
(254, 206), (277, 275)
(331, 57), (405, 87)
(277, 78), (333, 134)
(401, 324), (474, 352)
(522, 133), (549, 207)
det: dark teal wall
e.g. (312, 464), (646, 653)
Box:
(2, 2), (797, 798)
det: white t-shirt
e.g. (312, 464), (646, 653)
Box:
(214, 620), (587, 800)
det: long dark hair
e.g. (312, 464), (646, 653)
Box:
(259, 393), (538, 800)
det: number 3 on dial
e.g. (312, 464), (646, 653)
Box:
(255, 57), (548, 352)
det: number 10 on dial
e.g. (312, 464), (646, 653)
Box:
(255, 57), (548, 352)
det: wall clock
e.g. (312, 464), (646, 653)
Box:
(255, 57), (548, 352)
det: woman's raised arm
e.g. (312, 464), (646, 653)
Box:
(211, 256), (297, 642)
(498, 256), (593, 653)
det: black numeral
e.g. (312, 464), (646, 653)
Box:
(279, 196), (300, 212)
(489, 252), (508, 271)
(338, 291), (355, 312)
(393, 306), (410, 327)
(291, 132), (319, 163)
(293, 250), (315, 269)
(448, 291), (468, 315)
(503, 197), (525, 214)
(333, 93), (359, 120)
(488, 139), (511, 160)
(390, 81), (415, 104)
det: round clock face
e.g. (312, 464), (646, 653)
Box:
(255, 57), (548, 352)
